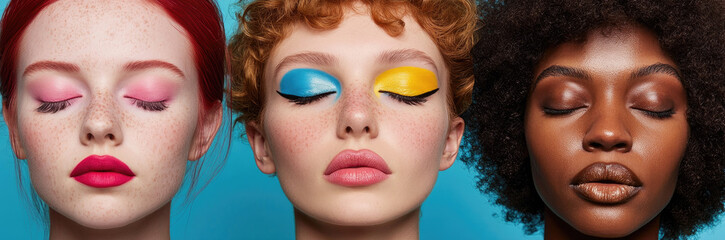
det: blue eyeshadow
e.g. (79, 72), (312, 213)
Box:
(278, 68), (341, 99)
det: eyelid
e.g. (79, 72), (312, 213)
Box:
(374, 66), (438, 97)
(278, 68), (341, 98)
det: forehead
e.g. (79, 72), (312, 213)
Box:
(537, 25), (675, 74)
(266, 6), (445, 75)
(17, 0), (194, 74)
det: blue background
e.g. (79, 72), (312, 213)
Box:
(0, 0), (723, 239)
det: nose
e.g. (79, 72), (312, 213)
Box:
(582, 109), (632, 153)
(336, 91), (379, 139)
(80, 93), (123, 146)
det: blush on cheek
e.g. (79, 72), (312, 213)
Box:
(27, 77), (83, 102)
(123, 78), (179, 102)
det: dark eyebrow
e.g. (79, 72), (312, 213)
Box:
(377, 49), (438, 72)
(631, 63), (680, 80)
(23, 61), (80, 77)
(534, 65), (591, 85)
(274, 52), (337, 78)
(123, 60), (185, 78)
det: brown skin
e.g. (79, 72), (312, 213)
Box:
(524, 25), (688, 239)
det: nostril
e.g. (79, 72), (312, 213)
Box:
(614, 142), (628, 149)
(107, 134), (115, 141)
(346, 126), (353, 133)
(589, 142), (603, 149)
(86, 133), (93, 141)
(363, 126), (369, 133)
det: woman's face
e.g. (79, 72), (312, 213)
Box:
(525, 25), (688, 237)
(247, 6), (464, 225)
(6, 0), (217, 228)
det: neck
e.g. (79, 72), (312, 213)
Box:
(49, 203), (171, 240)
(294, 207), (420, 240)
(543, 209), (659, 240)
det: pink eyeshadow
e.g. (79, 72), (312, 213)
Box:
(27, 77), (82, 102)
(123, 78), (178, 102)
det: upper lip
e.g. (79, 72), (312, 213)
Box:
(571, 162), (642, 187)
(70, 155), (135, 177)
(324, 149), (392, 175)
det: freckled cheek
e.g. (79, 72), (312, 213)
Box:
(18, 113), (83, 203)
(122, 111), (197, 184)
(383, 110), (448, 164)
(264, 110), (334, 170)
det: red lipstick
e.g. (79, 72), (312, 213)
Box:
(70, 155), (135, 188)
(324, 149), (391, 187)
(571, 162), (642, 204)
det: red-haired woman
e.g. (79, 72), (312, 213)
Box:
(228, 0), (477, 239)
(0, 0), (226, 238)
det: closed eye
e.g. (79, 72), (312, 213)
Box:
(542, 106), (586, 115)
(277, 91), (336, 105)
(128, 98), (168, 111)
(36, 96), (81, 113)
(380, 88), (438, 106)
(634, 108), (675, 119)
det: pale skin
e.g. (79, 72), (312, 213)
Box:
(3, 0), (222, 239)
(245, 5), (464, 240)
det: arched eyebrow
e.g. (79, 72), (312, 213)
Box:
(22, 60), (186, 79)
(23, 61), (80, 77)
(123, 60), (185, 79)
(534, 65), (591, 86)
(377, 49), (438, 72)
(631, 63), (680, 80)
(274, 52), (338, 79)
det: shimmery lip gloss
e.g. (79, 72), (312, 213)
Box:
(324, 149), (392, 187)
(70, 155), (135, 188)
(570, 162), (642, 204)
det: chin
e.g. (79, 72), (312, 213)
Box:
(567, 216), (642, 238)
(308, 204), (415, 227)
(69, 214), (137, 230)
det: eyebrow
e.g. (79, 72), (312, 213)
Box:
(23, 61), (81, 77)
(534, 63), (682, 87)
(124, 60), (186, 78)
(377, 49), (438, 72)
(534, 65), (591, 85)
(631, 63), (680, 79)
(274, 52), (338, 78)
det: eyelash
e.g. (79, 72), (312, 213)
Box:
(277, 91), (336, 105)
(543, 106), (675, 119)
(638, 108), (675, 119)
(542, 106), (585, 115)
(130, 99), (168, 111)
(381, 88), (439, 106)
(37, 100), (73, 113)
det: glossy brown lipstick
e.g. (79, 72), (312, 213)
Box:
(571, 162), (642, 204)
(70, 155), (135, 188)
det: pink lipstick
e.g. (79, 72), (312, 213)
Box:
(324, 149), (392, 187)
(70, 155), (135, 188)
(571, 162), (642, 204)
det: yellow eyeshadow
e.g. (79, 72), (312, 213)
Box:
(374, 66), (438, 97)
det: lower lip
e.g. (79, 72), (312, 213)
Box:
(73, 172), (134, 188)
(572, 183), (640, 204)
(324, 167), (388, 187)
